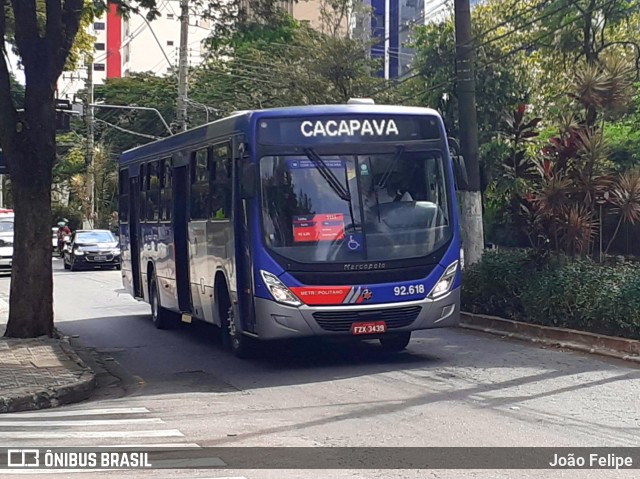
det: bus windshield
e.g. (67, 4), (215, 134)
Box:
(260, 150), (451, 264)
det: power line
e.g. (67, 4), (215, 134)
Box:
(390, 0), (620, 105)
(94, 118), (162, 140)
(368, 0), (576, 98)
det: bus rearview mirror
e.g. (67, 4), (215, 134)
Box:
(240, 163), (256, 199)
(454, 155), (469, 190)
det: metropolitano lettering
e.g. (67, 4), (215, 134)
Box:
(300, 119), (400, 138)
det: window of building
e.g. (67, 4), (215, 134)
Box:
(94, 22), (105, 30)
(210, 142), (232, 220)
(94, 63), (105, 72)
(94, 42), (105, 51)
(190, 148), (210, 220)
(167, 13), (174, 19)
(167, 41), (174, 47)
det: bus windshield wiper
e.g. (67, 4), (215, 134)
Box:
(303, 148), (351, 202)
(376, 145), (405, 191)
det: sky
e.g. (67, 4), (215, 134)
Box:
(5, 44), (25, 85)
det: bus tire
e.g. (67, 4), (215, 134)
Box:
(150, 276), (172, 330)
(379, 332), (411, 351)
(219, 288), (256, 359)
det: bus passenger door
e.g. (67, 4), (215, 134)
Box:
(129, 176), (142, 298)
(235, 150), (256, 333)
(173, 165), (192, 313)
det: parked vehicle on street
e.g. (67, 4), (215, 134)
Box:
(52, 227), (59, 252)
(118, 100), (462, 357)
(63, 229), (121, 271)
(0, 209), (14, 270)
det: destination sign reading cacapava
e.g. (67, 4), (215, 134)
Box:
(257, 115), (441, 145)
(293, 214), (345, 243)
(300, 119), (399, 138)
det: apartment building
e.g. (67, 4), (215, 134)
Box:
(57, 2), (216, 102)
(359, 0), (481, 79)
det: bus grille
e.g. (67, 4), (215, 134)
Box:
(313, 306), (421, 332)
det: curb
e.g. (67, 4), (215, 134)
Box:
(460, 312), (640, 364)
(0, 337), (97, 414)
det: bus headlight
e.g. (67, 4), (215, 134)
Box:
(260, 270), (302, 307)
(428, 261), (458, 299)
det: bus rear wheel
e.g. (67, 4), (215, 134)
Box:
(379, 332), (411, 351)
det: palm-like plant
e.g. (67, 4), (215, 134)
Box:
(606, 169), (640, 254)
(570, 55), (635, 125)
(571, 62), (612, 112)
(558, 204), (598, 257)
(69, 174), (92, 223)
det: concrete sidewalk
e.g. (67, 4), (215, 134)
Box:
(0, 296), (96, 413)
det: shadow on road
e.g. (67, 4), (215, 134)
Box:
(55, 310), (640, 447)
(59, 312), (448, 393)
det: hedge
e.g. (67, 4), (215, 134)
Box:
(461, 249), (640, 340)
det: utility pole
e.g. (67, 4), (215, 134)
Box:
(176, 0), (189, 132)
(85, 58), (95, 229)
(454, 0), (484, 267)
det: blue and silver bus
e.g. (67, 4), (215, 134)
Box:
(118, 101), (461, 357)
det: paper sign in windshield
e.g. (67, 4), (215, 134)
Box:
(288, 159), (344, 169)
(293, 214), (345, 242)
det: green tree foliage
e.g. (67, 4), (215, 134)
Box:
(0, 0), (162, 338)
(92, 72), (177, 152)
(193, 3), (387, 116)
(399, 2), (532, 143)
(8, 72), (23, 107)
(93, 0), (389, 155)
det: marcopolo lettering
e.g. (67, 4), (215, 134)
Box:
(300, 119), (400, 138)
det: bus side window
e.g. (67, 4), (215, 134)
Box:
(119, 169), (129, 223)
(210, 142), (232, 220)
(148, 160), (160, 221)
(161, 159), (172, 221)
(139, 163), (147, 222)
(190, 148), (209, 220)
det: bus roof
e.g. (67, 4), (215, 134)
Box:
(119, 104), (443, 165)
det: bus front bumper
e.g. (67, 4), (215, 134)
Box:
(253, 287), (460, 340)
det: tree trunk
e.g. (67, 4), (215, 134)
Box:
(3, 85), (55, 338)
(4, 169), (54, 337)
(459, 191), (484, 266)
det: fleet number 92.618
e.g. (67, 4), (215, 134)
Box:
(393, 284), (426, 296)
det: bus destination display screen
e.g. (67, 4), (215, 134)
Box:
(257, 115), (442, 145)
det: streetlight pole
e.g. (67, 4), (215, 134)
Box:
(85, 58), (95, 229)
(454, 0), (484, 266)
(176, 0), (189, 132)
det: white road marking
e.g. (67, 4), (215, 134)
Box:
(0, 442), (202, 448)
(0, 408), (150, 418)
(0, 430), (185, 439)
(0, 418), (163, 427)
(4, 473), (245, 477)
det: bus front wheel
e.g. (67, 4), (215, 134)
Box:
(379, 332), (411, 351)
(219, 292), (256, 359)
(150, 276), (173, 330)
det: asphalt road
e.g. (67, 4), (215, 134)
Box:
(0, 259), (638, 479)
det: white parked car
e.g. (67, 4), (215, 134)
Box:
(52, 227), (59, 251)
(0, 209), (15, 270)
